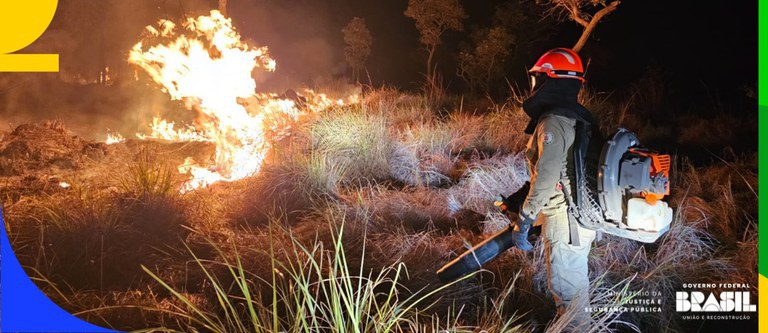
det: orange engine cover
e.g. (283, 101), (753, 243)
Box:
(629, 148), (670, 204)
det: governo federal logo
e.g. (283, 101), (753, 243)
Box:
(676, 291), (756, 312)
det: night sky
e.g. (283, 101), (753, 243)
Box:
(42, 0), (757, 99)
(585, 1), (757, 99)
(224, 0), (757, 111)
(224, 0), (757, 90)
(20, 0), (758, 122)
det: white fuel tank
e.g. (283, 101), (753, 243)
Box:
(625, 198), (673, 232)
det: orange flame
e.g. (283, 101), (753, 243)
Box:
(106, 132), (125, 144)
(128, 10), (356, 192)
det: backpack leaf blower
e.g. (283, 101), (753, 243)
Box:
(437, 128), (674, 283)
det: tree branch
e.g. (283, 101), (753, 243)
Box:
(568, 3), (590, 27)
(572, 0), (620, 52)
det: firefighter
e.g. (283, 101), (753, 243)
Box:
(510, 47), (597, 328)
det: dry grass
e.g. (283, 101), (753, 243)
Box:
(449, 153), (529, 217)
(0, 87), (756, 332)
(479, 102), (531, 154)
(308, 107), (397, 185)
(5, 159), (189, 291)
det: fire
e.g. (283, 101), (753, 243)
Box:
(106, 132), (126, 144)
(128, 10), (356, 192)
(135, 118), (213, 142)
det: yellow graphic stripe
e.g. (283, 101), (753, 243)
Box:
(0, 54), (58, 72)
(0, 0), (59, 72)
(761, 274), (767, 331)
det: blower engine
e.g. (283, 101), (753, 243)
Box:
(437, 128), (673, 283)
(592, 128), (673, 242)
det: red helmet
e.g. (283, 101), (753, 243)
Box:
(529, 48), (585, 82)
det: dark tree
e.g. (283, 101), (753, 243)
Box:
(342, 17), (373, 83)
(404, 0), (466, 82)
(458, 27), (514, 93)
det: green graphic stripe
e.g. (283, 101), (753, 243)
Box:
(760, 0), (767, 277)
(761, 0), (767, 106)
(760, 104), (766, 278)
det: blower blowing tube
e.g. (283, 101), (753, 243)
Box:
(436, 225), (519, 283)
(436, 182), (530, 283)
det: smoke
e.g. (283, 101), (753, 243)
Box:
(227, 0), (344, 90)
(0, 0), (345, 139)
(0, 72), (175, 141)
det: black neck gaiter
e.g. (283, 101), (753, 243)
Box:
(522, 78), (595, 134)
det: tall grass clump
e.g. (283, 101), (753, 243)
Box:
(480, 104), (530, 154)
(140, 215), (479, 332)
(401, 272), (530, 332)
(118, 147), (178, 199)
(578, 85), (674, 147)
(13, 190), (130, 290)
(579, 89), (621, 135)
(310, 108), (395, 183)
(390, 123), (455, 187)
(363, 88), (433, 129)
(444, 112), (486, 154)
(448, 153), (529, 216)
(115, 148), (189, 242)
(545, 275), (641, 333)
(230, 150), (348, 228)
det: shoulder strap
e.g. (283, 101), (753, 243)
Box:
(561, 120), (605, 237)
(558, 178), (581, 246)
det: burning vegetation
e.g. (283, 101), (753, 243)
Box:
(1, 95), (756, 332)
(126, 11), (358, 192)
(0, 2), (757, 333)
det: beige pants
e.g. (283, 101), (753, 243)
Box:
(540, 190), (596, 325)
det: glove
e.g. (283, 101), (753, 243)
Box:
(510, 213), (535, 252)
(510, 223), (533, 252)
(494, 182), (531, 214)
(518, 212), (536, 227)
